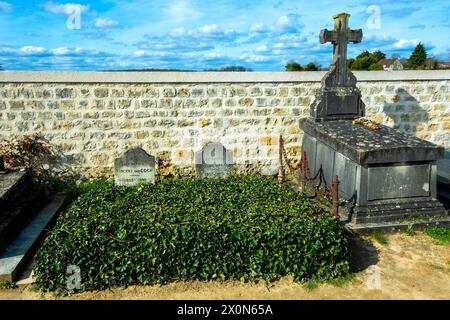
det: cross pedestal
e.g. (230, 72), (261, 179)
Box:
(310, 13), (365, 122)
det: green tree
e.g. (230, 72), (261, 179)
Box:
(205, 66), (252, 71)
(356, 51), (372, 59)
(368, 63), (383, 71)
(219, 66), (252, 72)
(285, 60), (303, 71)
(407, 43), (427, 69)
(304, 62), (320, 71)
(372, 50), (386, 62)
(349, 50), (386, 71)
(347, 58), (355, 69)
(350, 55), (374, 70)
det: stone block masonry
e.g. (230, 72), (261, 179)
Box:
(0, 71), (449, 180)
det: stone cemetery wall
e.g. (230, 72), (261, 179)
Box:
(0, 71), (449, 180)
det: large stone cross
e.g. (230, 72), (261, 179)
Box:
(308, 12), (365, 121)
(320, 13), (362, 86)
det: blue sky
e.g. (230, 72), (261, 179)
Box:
(0, 0), (449, 70)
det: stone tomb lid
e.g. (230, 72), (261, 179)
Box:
(0, 170), (28, 201)
(299, 118), (444, 165)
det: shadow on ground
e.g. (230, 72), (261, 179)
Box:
(347, 234), (379, 273)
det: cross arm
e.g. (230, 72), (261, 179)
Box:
(320, 29), (338, 44)
(347, 28), (363, 43)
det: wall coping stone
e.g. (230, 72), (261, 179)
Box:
(0, 70), (449, 84)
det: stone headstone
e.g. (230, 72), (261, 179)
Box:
(310, 13), (365, 122)
(195, 142), (233, 179)
(114, 147), (155, 186)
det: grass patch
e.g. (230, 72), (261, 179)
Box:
(427, 263), (446, 272)
(404, 227), (415, 237)
(326, 273), (355, 287)
(33, 175), (350, 294)
(424, 227), (450, 245)
(61, 177), (112, 199)
(302, 278), (321, 291)
(0, 281), (17, 289)
(370, 231), (387, 245)
(303, 273), (355, 291)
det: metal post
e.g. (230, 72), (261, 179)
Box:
(277, 135), (285, 183)
(332, 175), (340, 220)
(299, 152), (306, 194)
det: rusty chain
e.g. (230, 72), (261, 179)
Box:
(278, 135), (340, 220)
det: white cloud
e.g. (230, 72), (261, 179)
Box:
(204, 52), (224, 58)
(274, 14), (303, 33)
(240, 53), (270, 63)
(170, 27), (186, 36)
(1, 45), (111, 58)
(255, 45), (268, 52)
(389, 39), (420, 49)
(0, 45), (118, 70)
(167, 24), (235, 39)
(133, 50), (146, 57)
(51, 47), (109, 57)
(51, 47), (70, 55)
(0, 47), (14, 54)
(276, 16), (290, 29)
(246, 14), (304, 43)
(0, 1), (12, 12)
(198, 24), (219, 33)
(21, 46), (46, 54)
(166, 0), (200, 21)
(43, 1), (90, 15)
(51, 47), (82, 55)
(95, 18), (119, 28)
(133, 50), (166, 58)
(138, 24), (238, 54)
(250, 23), (269, 33)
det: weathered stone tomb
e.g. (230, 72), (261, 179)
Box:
(299, 13), (449, 229)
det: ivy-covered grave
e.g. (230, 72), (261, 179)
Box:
(33, 175), (350, 294)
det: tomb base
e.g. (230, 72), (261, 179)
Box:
(299, 118), (449, 230)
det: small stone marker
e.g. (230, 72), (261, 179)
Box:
(114, 147), (155, 186)
(196, 142), (233, 179)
